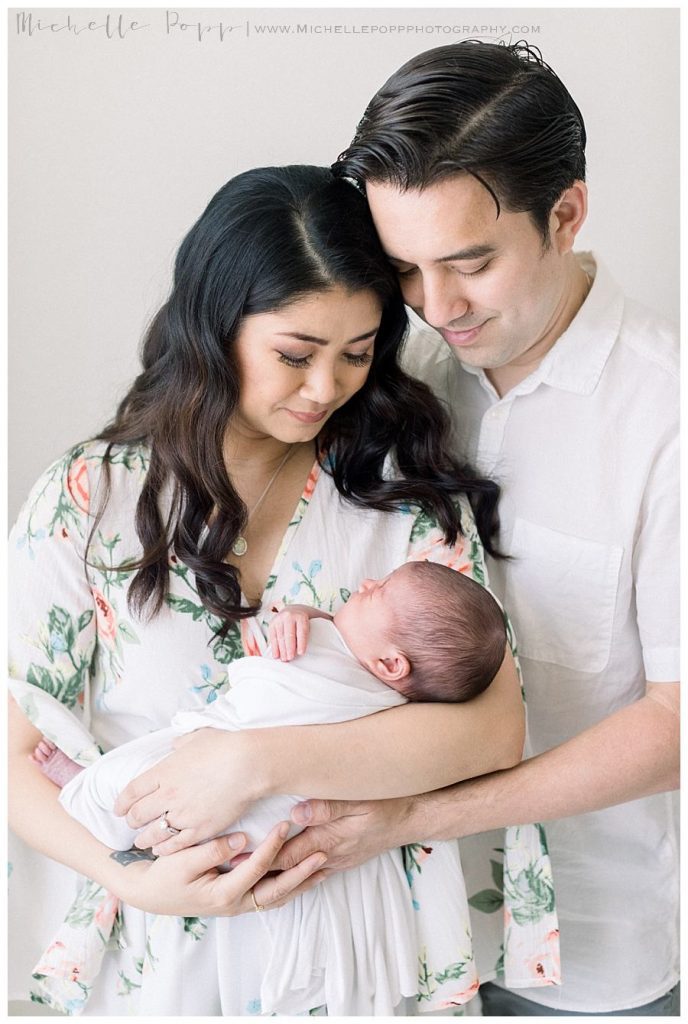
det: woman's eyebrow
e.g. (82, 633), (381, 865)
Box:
(275, 327), (379, 346)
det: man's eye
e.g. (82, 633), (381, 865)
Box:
(278, 352), (311, 368)
(455, 262), (490, 278)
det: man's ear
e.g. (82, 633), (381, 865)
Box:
(375, 652), (411, 683)
(549, 181), (588, 254)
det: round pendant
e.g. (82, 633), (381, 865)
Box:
(231, 535), (248, 557)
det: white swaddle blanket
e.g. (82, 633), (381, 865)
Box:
(57, 619), (433, 1014)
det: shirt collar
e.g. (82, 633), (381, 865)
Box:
(454, 252), (625, 398)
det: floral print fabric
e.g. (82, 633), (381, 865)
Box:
(9, 442), (560, 1015)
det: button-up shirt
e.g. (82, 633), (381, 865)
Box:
(403, 253), (679, 1012)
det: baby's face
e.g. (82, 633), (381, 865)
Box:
(333, 565), (410, 678)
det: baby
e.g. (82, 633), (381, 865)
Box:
(33, 560), (506, 798)
(32, 560), (506, 1015)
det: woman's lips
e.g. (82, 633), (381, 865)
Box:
(440, 322), (487, 347)
(285, 409), (329, 423)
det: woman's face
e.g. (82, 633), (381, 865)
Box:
(231, 286), (382, 444)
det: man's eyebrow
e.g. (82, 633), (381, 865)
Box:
(388, 244), (496, 265)
(275, 327), (379, 346)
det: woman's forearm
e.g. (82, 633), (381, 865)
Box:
(8, 697), (128, 892)
(260, 650), (525, 800)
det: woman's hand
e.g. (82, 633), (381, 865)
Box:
(116, 822), (327, 917)
(113, 728), (267, 854)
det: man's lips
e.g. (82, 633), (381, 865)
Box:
(440, 321), (488, 347)
(285, 409), (329, 423)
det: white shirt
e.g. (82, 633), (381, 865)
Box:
(403, 253), (679, 1013)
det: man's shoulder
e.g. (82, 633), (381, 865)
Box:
(616, 298), (678, 381)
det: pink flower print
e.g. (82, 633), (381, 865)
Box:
(525, 928), (561, 984)
(92, 587), (117, 645)
(67, 457), (90, 513)
(94, 891), (120, 930)
(240, 619), (262, 657)
(302, 462), (321, 502)
(438, 978), (480, 1007)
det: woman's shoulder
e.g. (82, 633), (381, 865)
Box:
(13, 439), (151, 541)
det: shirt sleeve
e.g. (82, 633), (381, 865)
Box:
(633, 432), (680, 682)
(9, 448), (102, 764)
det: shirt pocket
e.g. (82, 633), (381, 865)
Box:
(503, 518), (623, 673)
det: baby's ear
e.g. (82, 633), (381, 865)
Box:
(375, 652), (411, 684)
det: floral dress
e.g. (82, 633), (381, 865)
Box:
(8, 441), (560, 1015)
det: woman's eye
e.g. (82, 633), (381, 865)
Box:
(395, 266), (417, 278)
(344, 352), (373, 367)
(278, 352), (311, 368)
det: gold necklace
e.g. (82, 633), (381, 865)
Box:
(230, 446), (296, 557)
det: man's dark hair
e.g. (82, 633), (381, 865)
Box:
(334, 41), (586, 241)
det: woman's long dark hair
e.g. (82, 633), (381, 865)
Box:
(91, 165), (500, 626)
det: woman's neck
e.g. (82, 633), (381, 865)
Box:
(222, 428), (298, 474)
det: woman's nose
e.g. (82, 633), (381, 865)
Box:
(300, 365), (338, 405)
(358, 578), (376, 592)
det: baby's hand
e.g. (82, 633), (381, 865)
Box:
(269, 605), (313, 661)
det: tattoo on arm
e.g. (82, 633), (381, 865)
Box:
(110, 847), (156, 866)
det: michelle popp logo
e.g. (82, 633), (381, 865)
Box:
(13, 10), (542, 45)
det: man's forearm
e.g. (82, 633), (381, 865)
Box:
(410, 686), (679, 841)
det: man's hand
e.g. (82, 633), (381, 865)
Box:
(272, 795), (420, 872)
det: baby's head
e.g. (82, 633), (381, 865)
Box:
(333, 561), (506, 702)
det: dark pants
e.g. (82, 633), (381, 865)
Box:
(479, 981), (680, 1017)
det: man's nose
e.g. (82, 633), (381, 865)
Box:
(416, 273), (470, 329)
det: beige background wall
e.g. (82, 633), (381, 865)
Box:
(8, 6), (680, 521)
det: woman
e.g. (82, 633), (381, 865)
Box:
(9, 166), (554, 1015)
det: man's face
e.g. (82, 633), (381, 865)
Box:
(366, 174), (576, 374)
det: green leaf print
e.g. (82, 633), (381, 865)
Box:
(490, 857), (504, 891)
(409, 508), (438, 543)
(434, 961), (468, 985)
(403, 842), (433, 879)
(536, 821), (550, 856)
(117, 621), (140, 644)
(117, 970), (142, 995)
(166, 595), (207, 621)
(467, 889), (503, 914)
(503, 862), (555, 925)
(182, 916), (207, 941)
(416, 947), (436, 1002)
(63, 880), (103, 929)
(26, 664), (60, 698)
(77, 610), (94, 632)
(468, 538), (486, 586)
(48, 605), (76, 652)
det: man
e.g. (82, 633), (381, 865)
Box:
(284, 42), (679, 1015)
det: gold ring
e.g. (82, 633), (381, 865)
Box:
(250, 887), (264, 913)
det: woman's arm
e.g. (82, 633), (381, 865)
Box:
(117, 648), (524, 853)
(8, 695), (327, 916)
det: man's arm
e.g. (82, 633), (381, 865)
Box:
(278, 682), (678, 870)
